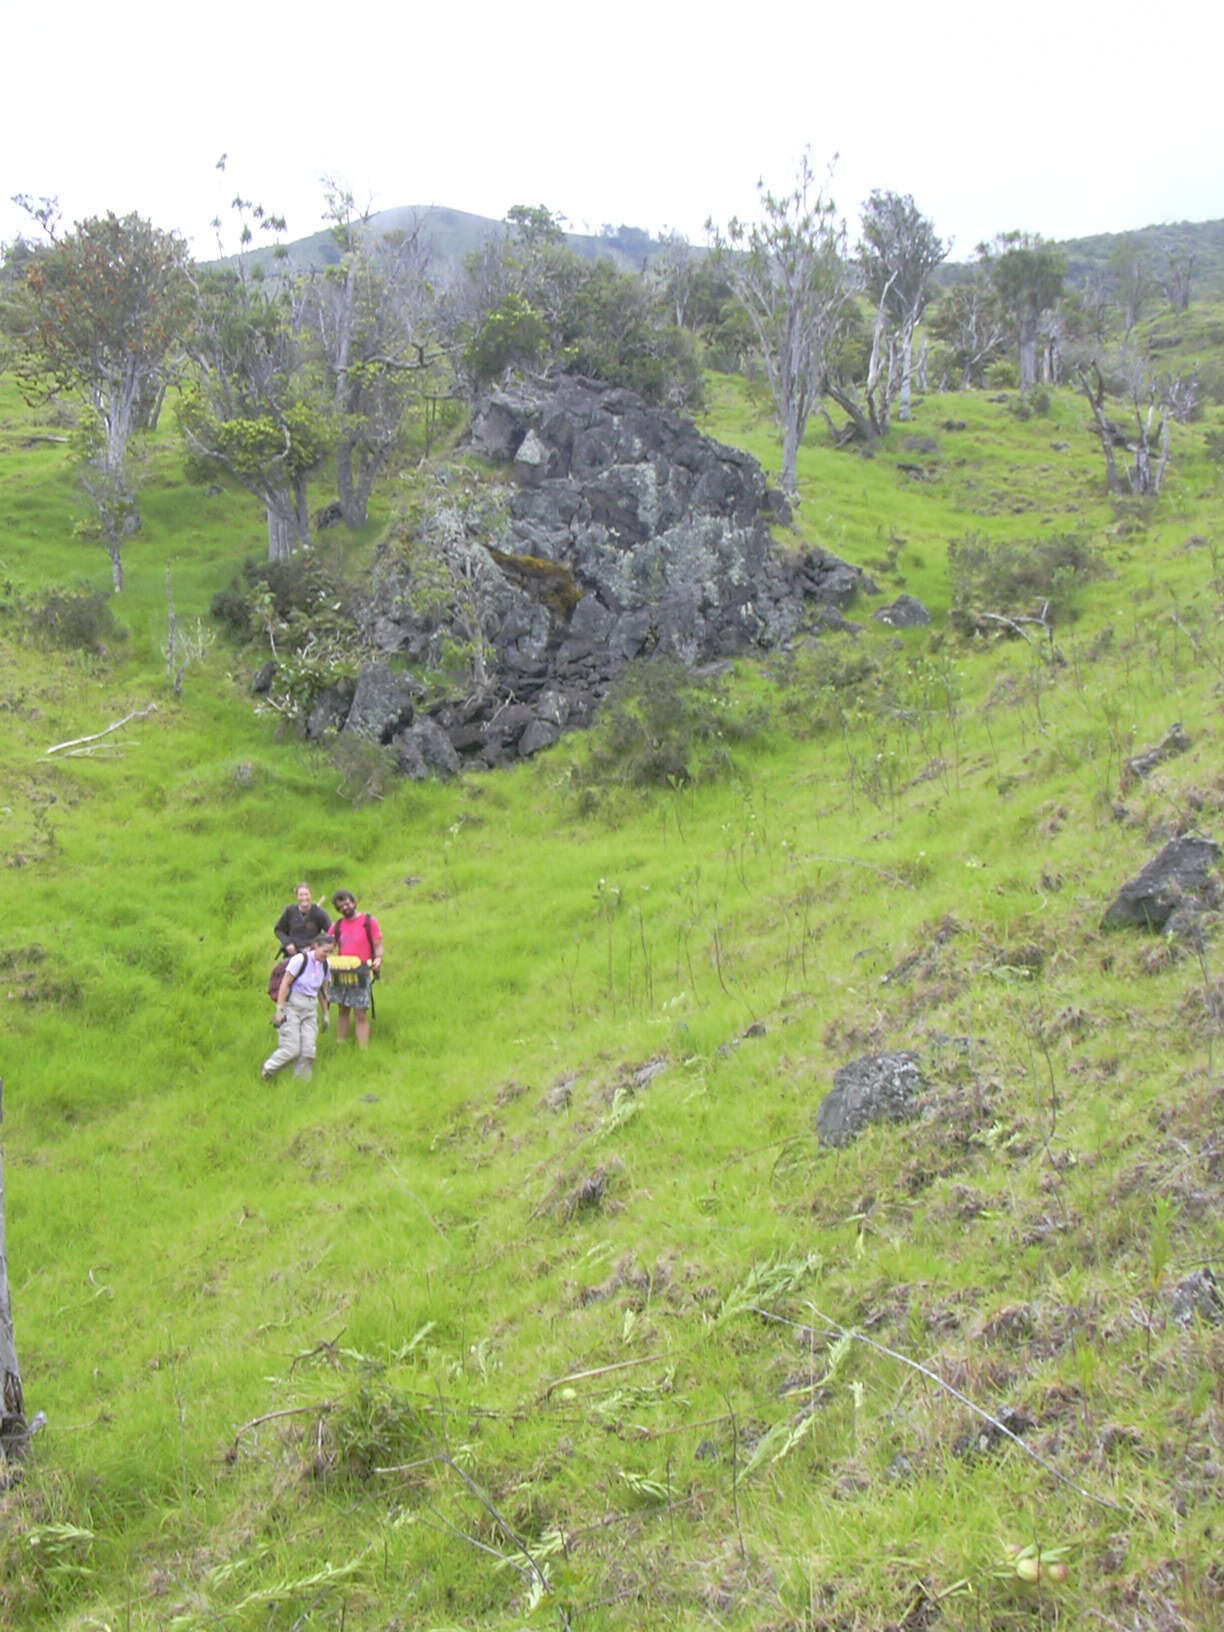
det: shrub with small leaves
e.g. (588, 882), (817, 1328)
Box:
(327, 732), (399, 807)
(27, 587), (125, 653)
(948, 531), (1109, 634)
(574, 658), (762, 799)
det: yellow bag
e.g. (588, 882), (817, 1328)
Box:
(328, 953), (368, 989)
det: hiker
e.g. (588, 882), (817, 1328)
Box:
(263, 934), (334, 1082)
(274, 881), (331, 956)
(328, 889), (383, 1049)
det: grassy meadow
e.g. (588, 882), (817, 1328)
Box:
(1, 347), (1223, 1632)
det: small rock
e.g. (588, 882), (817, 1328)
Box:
(1102, 835), (1221, 931)
(1123, 723), (1191, 788)
(873, 594), (930, 629)
(816, 1051), (924, 1148)
(1170, 1268), (1223, 1328)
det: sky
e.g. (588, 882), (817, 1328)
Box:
(4, 0), (1221, 263)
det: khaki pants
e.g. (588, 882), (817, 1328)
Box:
(263, 993), (319, 1076)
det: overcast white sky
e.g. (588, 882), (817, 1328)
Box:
(4, 0), (1221, 261)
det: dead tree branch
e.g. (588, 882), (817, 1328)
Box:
(44, 703), (158, 758)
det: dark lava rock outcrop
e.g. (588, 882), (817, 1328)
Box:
(317, 375), (876, 772)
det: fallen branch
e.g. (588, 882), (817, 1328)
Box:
(543, 1352), (664, 1399)
(55, 742), (139, 758)
(44, 703), (158, 758)
(747, 1303), (1126, 1515)
(227, 1399), (337, 1460)
(977, 602), (1054, 646)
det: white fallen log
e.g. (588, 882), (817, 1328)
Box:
(44, 704), (157, 758)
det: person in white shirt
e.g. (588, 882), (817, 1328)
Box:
(262, 934), (334, 1083)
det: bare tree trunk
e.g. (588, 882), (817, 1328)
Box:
(266, 503), (296, 561)
(0, 1078), (28, 1462)
(352, 462), (376, 530)
(1018, 315), (1038, 391)
(336, 439), (359, 527)
(823, 380), (874, 445)
(898, 328), (914, 420)
(1076, 365), (1126, 495)
(294, 474), (313, 550)
(780, 415), (801, 495)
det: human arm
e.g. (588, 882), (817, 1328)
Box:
(273, 905), (296, 953)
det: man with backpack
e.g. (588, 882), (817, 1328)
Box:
(328, 890), (383, 1049)
(262, 934), (335, 1082)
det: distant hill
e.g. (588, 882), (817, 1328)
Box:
(225, 206), (665, 277)
(941, 216), (1224, 298)
(236, 205), (1224, 308)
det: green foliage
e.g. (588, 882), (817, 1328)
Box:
(22, 585), (125, 653)
(179, 386), (329, 487)
(554, 258), (703, 407)
(463, 292), (549, 384)
(947, 531), (1109, 632)
(211, 547), (365, 718)
(572, 658), (759, 800)
(3, 210), (191, 408)
(984, 358), (1020, 389)
(327, 731), (399, 807)
(458, 222), (703, 407)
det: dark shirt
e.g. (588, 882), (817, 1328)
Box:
(274, 901), (331, 952)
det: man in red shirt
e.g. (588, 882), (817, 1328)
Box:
(328, 889), (384, 1049)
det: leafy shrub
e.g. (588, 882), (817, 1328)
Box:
(985, 359), (1020, 389)
(773, 641), (882, 737)
(28, 587), (125, 653)
(948, 532), (1109, 634)
(212, 548), (366, 722)
(327, 1379), (428, 1482)
(463, 293), (549, 385)
(573, 658), (760, 799)
(1005, 388), (1049, 420)
(327, 732), (399, 807)
(212, 549), (357, 638)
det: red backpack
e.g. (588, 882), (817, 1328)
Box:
(268, 951), (309, 1002)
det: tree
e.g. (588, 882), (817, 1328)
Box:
(709, 153), (854, 493)
(4, 204), (191, 590)
(505, 204), (567, 249)
(1109, 235), (1153, 356)
(179, 192), (330, 560)
(448, 206), (700, 407)
(1160, 240), (1196, 312)
(926, 273), (1007, 388)
(858, 191), (947, 420)
(1076, 361), (1171, 496)
(0, 1078), (28, 1463)
(651, 230), (697, 328)
(303, 187), (440, 528)
(180, 266), (328, 559)
(979, 231), (1066, 391)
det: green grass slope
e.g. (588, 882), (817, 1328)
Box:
(1, 356), (1223, 1632)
